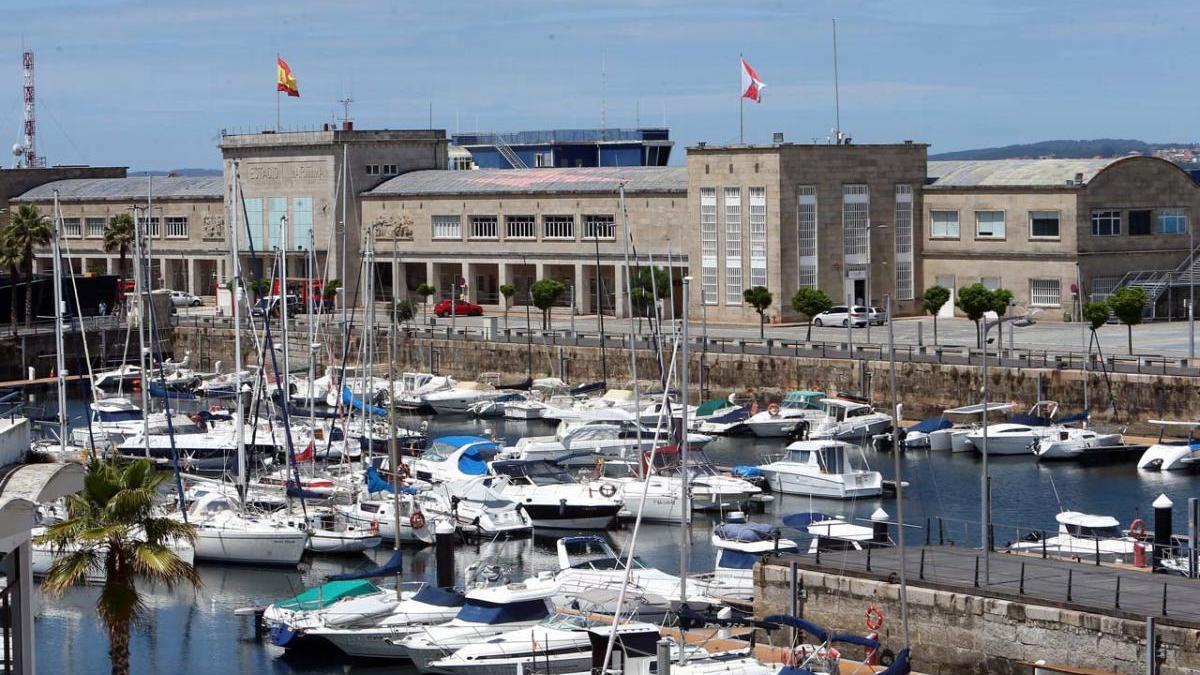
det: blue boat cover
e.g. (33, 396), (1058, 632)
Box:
(412, 586), (466, 607)
(328, 549), (403, 581)
(1010, 413), (1051, 427)
(715, 522), (778, 543)
(781, 512), (834, 531)
(717, 549), (760, 570)
(148, 382), (197, 400)
(707, 405), (751, 424)
(342, 386), (387, 416)
(285, 482), (327, 499)
(764, 615), (880, 651)
(907, 417), (952, 434)
(364, 465), (417, 494)
(457, 598), (549, 624)
(1056, 411), (1088, 425)
(273, 579), (380, 612)
(731, 465), (761, 478)
(881, 648), (911, 675)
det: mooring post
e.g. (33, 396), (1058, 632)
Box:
(1095, 537), (1102, 566)
(1115, 576), (1121, 609)
(1067, 569), (1073, 602)
(919, 548), (926, 580)
(1146, 616), (1158, 675)
(925, 518), (930, 546)
(938, 517), (944, 545)
(1161, 583), (1168, 616)
(1041, 531), (1047, 559)
(1153, 494), (1173, 572)
(973, 556), (979, 588)
(866, 543), (872, 572)
(1019, 562), (1025, 594)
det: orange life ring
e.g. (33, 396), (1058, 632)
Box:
(410, 511), (426, 530)
(1129, 518), (1146, 539)
(768, 403), (781, 417)
(865, 605), (885, 631)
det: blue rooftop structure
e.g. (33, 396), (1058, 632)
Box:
(451, 128), (672, 169)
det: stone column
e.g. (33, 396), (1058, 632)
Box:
(614, 263), (627, 318)
(392, 260), (402, 301)
(187, 258), (197, 294)
(534, 262), (546, 283)
(574, 263), (588, 314)
(426, 261), (437, 297)
(463, 261), (477, 302)
(106, 257), (116, 275)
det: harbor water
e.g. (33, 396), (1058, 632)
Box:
(32, 403), (1200, 674)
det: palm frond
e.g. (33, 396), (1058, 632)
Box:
(142, 517), (197, 546)
(40, 549), (102, 595)
(105, 488), (155, 522)
(129, 543), (201, 590)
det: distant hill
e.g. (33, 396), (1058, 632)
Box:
(128, 168), (221, 177)
(931, 139), (1158, 160)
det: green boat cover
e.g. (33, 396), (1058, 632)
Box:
(694, 399), (730, 418)
(274, 579), (380, 612)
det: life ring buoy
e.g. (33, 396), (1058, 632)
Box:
(370, 519), (380, 533)
(410, 511), (426, 530)
(599, 483), (618, 499)
(1129, 518), (1146, 539)
(865, 605), (885, 631)
(767, 403), (781, 417)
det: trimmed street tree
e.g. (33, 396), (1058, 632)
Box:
(1107, 286), (1147, 354)
(955, 283), (994, 348)
(531, 279), (566, 329)
(921, 285), (951, 345)
(791, 287), (833, 342)
(499, 283), (516, 329)
(990, 288), (1014, 349)
(742, 285), (773, 339)
(414, 282), (435, 323)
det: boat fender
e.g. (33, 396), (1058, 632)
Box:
(865, 605), (884, 630)
(410, 511), (426, 530)
(767, 403), (781, 417)
(863, 632), (880, 665)
(877, 649), (895, 667)
(599, 483), (618, 499)
(370, 519), (379, 534)
(1129, 518), (1146, 540)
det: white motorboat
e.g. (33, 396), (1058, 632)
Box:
(500, 411), (712, 468)
(552, 536), (692, 604)
(423, 381), (507, 415)
(399, 574), (560, 672)
(965, 401), (1084, 456)
(272, 506), (382, 554)
(904, 402), (1015, 452)
(742, 391), (827, 438)
(264, 576), (410, 651)
(392, 374), (458, 410)
(410, 435), (503, 483)
(808, 398), (892, 442)
(1035, 427), (1125, 461)
(183, 491), (308, 566)
(335, 491), (435, 544)
(419, 478), (534, 537)
(489, 460), (622, 529)
(781, 512), (882, 553)
(71, 396), (201, 449)
(590, 460), (685, 523)
(300, 584), (468, 658)
(645, 446), (762, 511)
(1007, 511), (1144, 561)
(692, 518), (798, 602)
(1137, 420), (1200, 471)
(540, 389), (641, 421)
(756, 441), (883, 499)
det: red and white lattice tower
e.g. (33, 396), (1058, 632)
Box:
(20, 50), (44, 168)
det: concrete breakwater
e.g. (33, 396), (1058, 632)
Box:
(172, 325), (1200, 432)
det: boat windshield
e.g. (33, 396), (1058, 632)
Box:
(97, 409), (143, 423)
(540, 612), (592, 630)
(457, 598), (549, 625)
(1065, 524), (1122, 539)
(493, 462), (574, 486)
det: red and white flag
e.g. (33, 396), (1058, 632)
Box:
(741, 58), (765, 102)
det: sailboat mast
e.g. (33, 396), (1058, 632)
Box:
(887, 294), (910, 647)
(308, 234), (315, 422)
(363, 224), (375, 463)
(51, 191), (66, 446)
(231, 164), (247, 497)
(131, 201), (149, 458)
(678, 277), (692, 604)
(388, 286), (402, 590)
(279, 220), (291, 420)
(618, 184), (641, 458)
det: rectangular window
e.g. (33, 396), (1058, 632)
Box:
(1129, 209), (1152, 236)
(383, 164), (398, 175)
(797, 185), (817, 289)
(1029, 210), (1060, 239)
(1090, 275), (1121, 302)
(975, 210), (1005, 239)
(244, 198), (264, 250)
(85, 217), (105, 238)
(365, 165), (379, 175)
(894, 185), (914, 300)
(842, 184), (869, 257)
(505, 215), (536, 239)
(930, 210), (960, 239)
(469, 216), (497, 240)
(165, 216), (188, 239)
(431, 215), (461, 240)
(292, 197), (313, 249)
(748, 186), (767, 288)
(138, 216), (160, 239)
(534, 152), (552, 168)
(268, 197), (287, 248)
(981, 276), (1001, 290)
(1091, 210), (1121, 236)
(583, 215), (615, 240)
(1030, 279), (1062, 307)
(61, 217), (81, 237)
(724, 187), (742, 304)
(1158, 209), (1188, 235)
(542, 215), (574, 240)
(700, 188), (718, 304)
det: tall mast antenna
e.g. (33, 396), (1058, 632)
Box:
(338, 97), (354, 124)
(21, 50), (44, 168)
(832, 18), (842, 142)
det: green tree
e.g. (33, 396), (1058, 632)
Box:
(791, 287), (833, 342)
(990, 288), (1014, 349)
(7, 204), (52, 328)
(103, 214), (136, 295)
(414, 282), (435, 323)
(921, 285), (951, 345)
(37, 459), (200, 675)
(395, 298), (416, 325)
(499, 283), (516, 330)
(321, 278), (342, 312)
(0, 243), (21, 336)
(1082, 300), (1111, 332)
(1107, 286), (1147, 354)
(742, 285), (773, 339)
(530, 279), (566, 329)
(629, 267), (671, 320)
(955, 283), (995, 348)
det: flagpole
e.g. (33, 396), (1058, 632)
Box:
(276, 53), (281, 132)
(739, 53), (744, 144)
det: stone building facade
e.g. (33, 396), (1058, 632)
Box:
(686, 142), (928, 324)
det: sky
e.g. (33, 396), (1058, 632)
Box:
(1, 0), (1197, 170)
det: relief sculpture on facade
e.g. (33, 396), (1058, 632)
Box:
(372, 214), (414, 241)
(201, 213), (226, 240)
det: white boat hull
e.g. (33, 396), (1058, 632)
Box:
(306, 529), (382, 553)
(193, 529), (307, 566)
(759, 469), (882, 499)
(1137, 443), (1199, 471)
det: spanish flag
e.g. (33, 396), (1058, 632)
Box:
(277, 56), (299, 97)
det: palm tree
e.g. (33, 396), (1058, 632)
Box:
(104, 214), (135, 315)
(37, 459), (200, 675)
(7, 204), (51, 328)
(0, 238), (22, 336)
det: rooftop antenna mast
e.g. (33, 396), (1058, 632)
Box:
(832, 18), (843, 144)
(338, 97), (354, 124)
(600, 53), (607, 132)
(19, 49), (44, 168)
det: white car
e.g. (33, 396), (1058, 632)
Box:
(169, 290), (202, 307)
(867, 306), (887, 325)
(812, 305), (868, 328)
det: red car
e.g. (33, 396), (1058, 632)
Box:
(434, 299), (483, 317)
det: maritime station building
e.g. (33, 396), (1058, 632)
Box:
(9, 125), (1200, 324)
